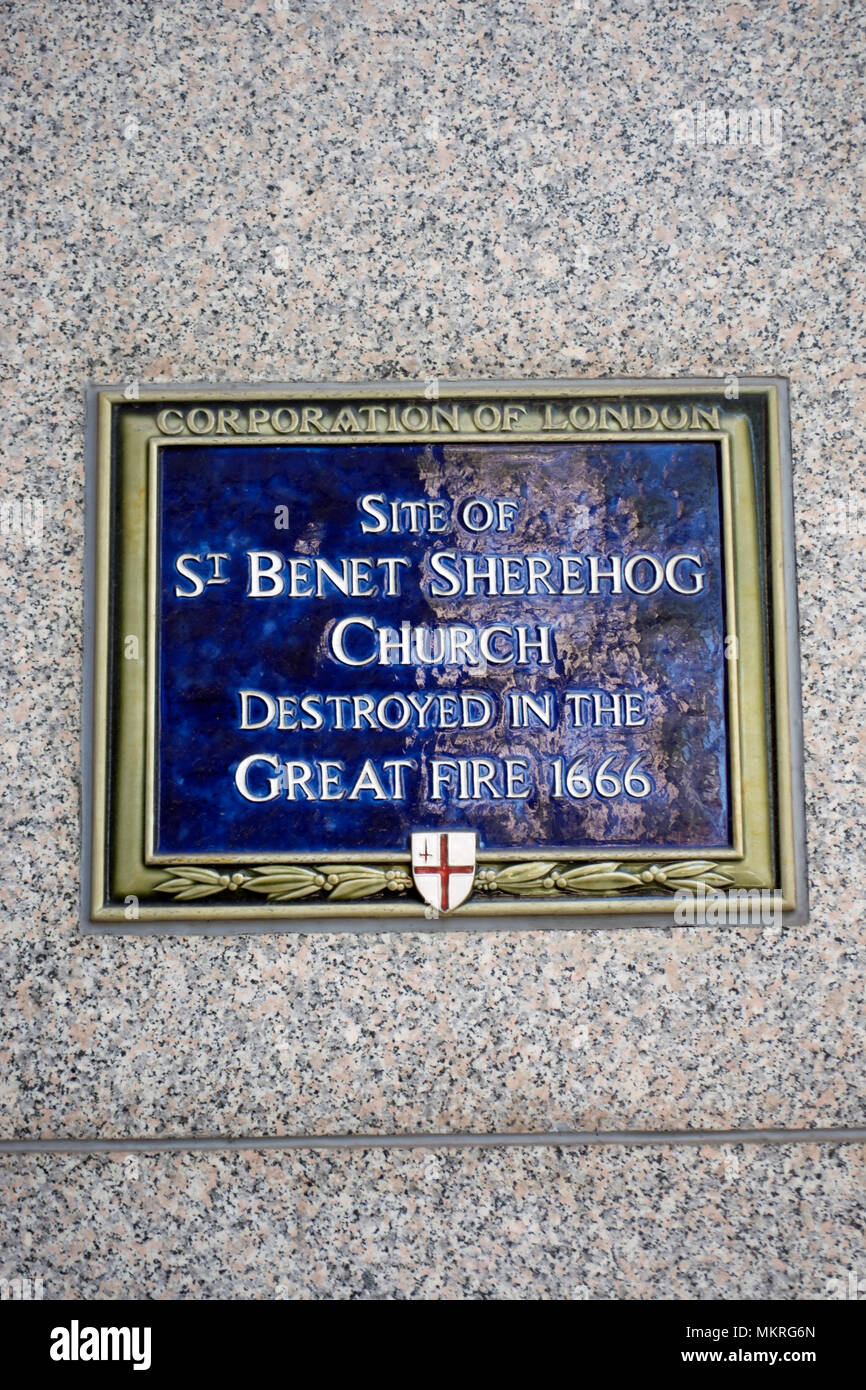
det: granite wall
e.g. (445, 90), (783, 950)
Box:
(1, 0), (864, 1298)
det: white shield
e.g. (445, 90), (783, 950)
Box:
(411, 831), (477, 914)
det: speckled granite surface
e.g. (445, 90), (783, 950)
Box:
(2, 1144), (864, 1299)
(1, 0), (865, 1296)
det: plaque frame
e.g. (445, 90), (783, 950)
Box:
(83, 378), (807, 932)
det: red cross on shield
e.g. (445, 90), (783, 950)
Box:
(411, 831), (477, 914)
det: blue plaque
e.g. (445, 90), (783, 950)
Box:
(84, 381), (807, 929)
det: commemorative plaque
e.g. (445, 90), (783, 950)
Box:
(84, 379), (806, 930)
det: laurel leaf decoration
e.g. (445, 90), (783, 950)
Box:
(155, 864), (413, 903)
(154, 868), (247, 900)
(557, 869), (645, 893)
(475, 860), (736, 898)
(245, 867), (324, 902)
(154, 859), (735, 904)
(491, 862), (559, 887)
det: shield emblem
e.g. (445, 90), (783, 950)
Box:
(411, 831), (477, 914)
